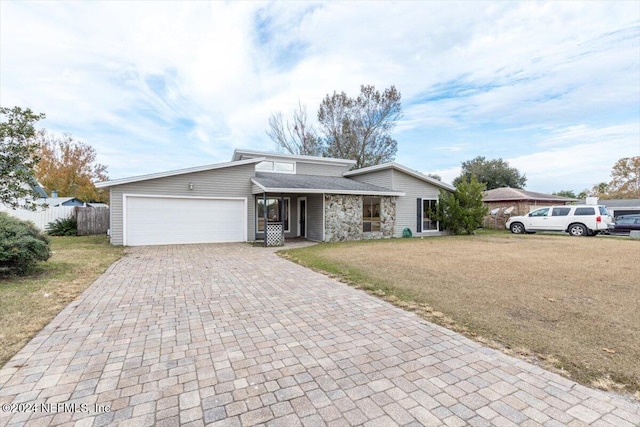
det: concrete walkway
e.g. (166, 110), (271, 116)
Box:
(0, 243), (638, 427)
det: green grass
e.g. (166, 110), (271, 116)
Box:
(280, 234), (640, 398)
(0, 236), (123, 367)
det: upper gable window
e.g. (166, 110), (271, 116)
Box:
(256, 160), (295, 174)
(256, 161), (274, 171)
(274, 162), (294, 172)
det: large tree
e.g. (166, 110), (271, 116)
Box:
(318, 84), (402, 168)
(266, 102), (324, 156)
(606, 156), (639, 199)
(453, 156), (526, 190)
(0, 106), (46, 210)
(587, 182), (610, 199)
(34, 130), (109, 202)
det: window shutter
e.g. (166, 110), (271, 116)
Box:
(416, 198), (422, 233)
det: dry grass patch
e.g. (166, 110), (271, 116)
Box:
(281, 233), (640, 395)
(0, 236), (123, 367)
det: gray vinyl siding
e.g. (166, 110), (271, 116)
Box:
(392, 171), (441, 237)
(306, 193), (324, 241)
(108, 163), (255, 245)
(349, 169), (394, 188)
(351, 169), (443, 237)
(296, 162), (351, 177)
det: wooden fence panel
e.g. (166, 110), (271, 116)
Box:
(76, 207), (109, 236)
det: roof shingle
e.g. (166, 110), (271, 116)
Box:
(252, 173), (404, 195)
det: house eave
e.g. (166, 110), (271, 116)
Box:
(232, 148), (356, 166)
(96, 157), (265, 188)
(250, 179), (405, 196)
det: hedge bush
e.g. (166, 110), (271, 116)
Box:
(46, 216), (77, 236)
(0, 212), (51, 276)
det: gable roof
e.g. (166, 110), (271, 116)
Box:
(343, 162), (455, 191)
(232, 148), (356, 166)
(251, 173), (405, 196)
(95, 158), (264, 188)
(483, 187), (576, 202)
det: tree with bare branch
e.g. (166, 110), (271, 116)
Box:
(318, 85), (402, 168)
(266, 102), (323, 156)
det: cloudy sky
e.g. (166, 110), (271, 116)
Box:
(1, 1), (638, 193)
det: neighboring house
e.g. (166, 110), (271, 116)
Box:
(42, 197), (85, 207)
(578, 199), (640, 218)
(0, 183), (102, 230)
(38, 189), (85, 207)
(32, 182), (48, 198)
(95, 149), (454, 246)
(482, 187), (576, 229)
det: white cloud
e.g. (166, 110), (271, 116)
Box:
(508, 125), (640, 192)
(0, 1), (638, 188)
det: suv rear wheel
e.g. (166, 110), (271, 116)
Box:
(568, 223), (587, 236)
(510, 222), (525, 234)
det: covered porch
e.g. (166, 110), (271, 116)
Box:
(253, 193), (323, 245)
(251, 173), (404, 245)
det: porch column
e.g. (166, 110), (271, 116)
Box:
(280, 193), (285, 241)
(263, 192), (267, 242)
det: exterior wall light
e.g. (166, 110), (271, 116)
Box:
(189, 183), (194, 190)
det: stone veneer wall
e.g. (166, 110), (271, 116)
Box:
(378, 196), (396, 238)
(324, 194), (396, 242)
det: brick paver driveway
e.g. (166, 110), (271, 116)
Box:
(1, 243), (639, 427)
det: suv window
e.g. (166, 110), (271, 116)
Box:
(598, 206), (609, 215)
(575, 207), (595, 216)
(552, 207), (571, 216)
(529, 208), (549, 217)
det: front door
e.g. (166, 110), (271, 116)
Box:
(298, 198), (307, 238)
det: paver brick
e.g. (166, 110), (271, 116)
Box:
(0, 243), (637, 427)
(240, 407), (274, 426)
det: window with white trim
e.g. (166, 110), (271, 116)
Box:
(256, 161), (295, 174)
(363, 197), (381, 232)
(422, 199), (439, 231)
(256, 161), (274, 171)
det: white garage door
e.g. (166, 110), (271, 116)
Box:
(125, 196), (246, 246)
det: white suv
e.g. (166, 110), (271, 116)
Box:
(506, 205), (612, 236)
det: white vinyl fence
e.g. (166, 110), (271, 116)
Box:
(0, 205), (76, 230)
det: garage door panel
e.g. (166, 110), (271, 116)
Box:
(125, 196), (245, 246)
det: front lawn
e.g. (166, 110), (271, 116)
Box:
(0, 236), (123, 367)
(280, 233), (640, 397)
